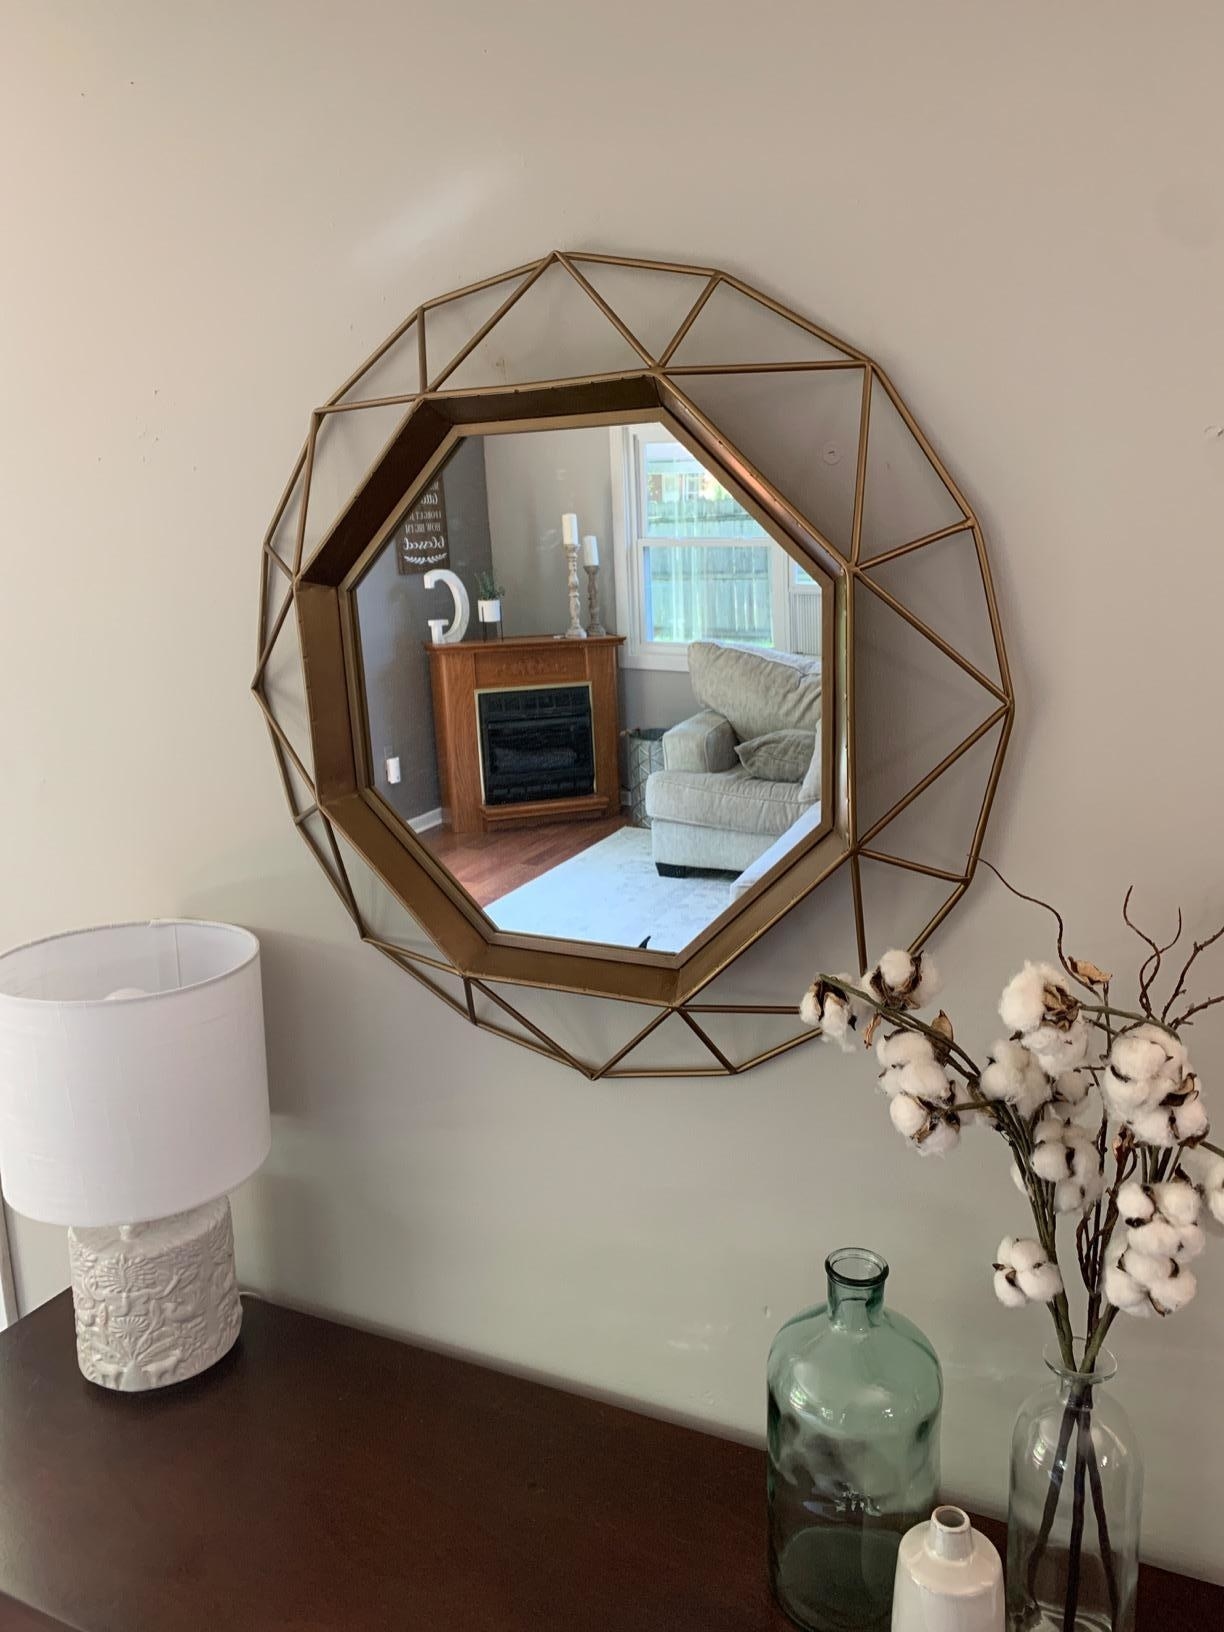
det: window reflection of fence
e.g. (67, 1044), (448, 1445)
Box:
(643, 545), (774, 647)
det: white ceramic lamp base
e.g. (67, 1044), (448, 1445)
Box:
(67, 1196), (242, 1392)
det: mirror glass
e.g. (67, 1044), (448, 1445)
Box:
(351, 419), (830, 955)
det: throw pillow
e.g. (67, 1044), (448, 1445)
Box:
(735, 728), (816, 783)
(799, 722), (823, 802)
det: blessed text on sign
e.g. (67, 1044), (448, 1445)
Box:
(396, 481), (448, 575)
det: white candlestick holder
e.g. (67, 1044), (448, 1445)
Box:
(584, 564), (607, 636)
(563, 539), (587, 639)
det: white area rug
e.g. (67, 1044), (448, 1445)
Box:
(486, 826), (734, 952)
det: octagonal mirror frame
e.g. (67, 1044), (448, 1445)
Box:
(253, 251), (1014, 1078)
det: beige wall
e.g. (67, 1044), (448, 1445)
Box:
(4, 0), (1224, 1580)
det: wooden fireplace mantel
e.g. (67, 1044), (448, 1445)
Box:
(426, 634), (625, 834)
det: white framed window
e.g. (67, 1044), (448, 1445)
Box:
(610, 424), (819, 671)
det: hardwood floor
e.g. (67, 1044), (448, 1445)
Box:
(418, 814), (630, 907)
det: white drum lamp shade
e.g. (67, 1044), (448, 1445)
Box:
(0, 920), (270, 1391)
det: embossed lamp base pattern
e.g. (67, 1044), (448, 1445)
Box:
(67, 1196), (242, 1391)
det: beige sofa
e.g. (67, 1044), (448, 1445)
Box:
(645, 642), (822, 875)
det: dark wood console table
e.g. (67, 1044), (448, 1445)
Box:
(0, 1293), (1217, 1630)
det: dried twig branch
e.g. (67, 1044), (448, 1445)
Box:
(1163, 920), (1224, 1022)
(1171, 991), (1224, 1030)
(1120, 887), (1181, 1016)
(980, 861), (1097, 994)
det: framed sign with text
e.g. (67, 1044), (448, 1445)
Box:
(396, 479), (448, 575)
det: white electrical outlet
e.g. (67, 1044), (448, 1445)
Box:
(385, 755), (402, 785)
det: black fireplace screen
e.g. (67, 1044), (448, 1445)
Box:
(477, 685), (595, 806)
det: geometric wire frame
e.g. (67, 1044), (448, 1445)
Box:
(253, 251), (1013, 1078)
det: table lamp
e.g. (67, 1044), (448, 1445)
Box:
(0, 920), (270, 1392)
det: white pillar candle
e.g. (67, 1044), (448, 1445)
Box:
(561, 512), (580, 547)
(582, 535), (599, 569)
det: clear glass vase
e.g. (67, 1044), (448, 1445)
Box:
(767, 1248), (943, 1632)
(1006, 1344), (1142, 1632)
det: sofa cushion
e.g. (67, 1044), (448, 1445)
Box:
(687, 641), (822, 742)
(735, 728), (815, 782)
(645, 765), (808, 838)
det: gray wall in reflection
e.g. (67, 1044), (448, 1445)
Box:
(355, 436), (494, 824)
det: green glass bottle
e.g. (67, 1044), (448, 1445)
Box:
(767, 1248), (943, 1632)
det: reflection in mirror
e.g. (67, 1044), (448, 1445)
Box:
(351, 420), (830, 956)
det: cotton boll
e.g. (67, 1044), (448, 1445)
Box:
(819, 998), (853, 1049)
(1032, 1143), (1073, 1182)
(1133, 1023), (1188, 1079)
(994, 1269), (1027, 1309)
(980, 1040), (1031, 1101)
(889, 1093), (928, 1138)
(1104, 1264), (1148, 1310)
(1120, 1249), (1170, 1290)
(1127, 1219), (1182, 1258)
(875, 948), (916, 991)
(1047, 1077), (1094, 1125)
(1117, 1181), (1155, 1225)
(1014, 1065), (1055, 1119)
(1033, 1117), (1090, 1154)
(1131, 1094), (1208, 1148)
(996, 1236), (1019, 1268)
(1150, 1266), (1197, 1314)
(1017, 1261), (1064, 1303)
(1151, 1181), (1200, 1228)
(897, 1059), (954, 1105)
(916, 1115), (960, 1156)
(1008, 1239), (1045, 1275)
(1067, 1144), (1100, 1186)
(1184, 1147), (1224, 1192)
(999, 962), (1068, 1035)
(1111, 1027), (1184, 1087)
(1102, 1064), (1162, 1120)
(870, 949), (940, 1009)
(1011, 1163), (1029, 1197)
(1105, 1025), (1191, 1119)
(1026, 1019), (1090, 1077)
(909, 953), (942, 1009)
(802, 980), (860, 1052)
(876, 1030), (934, 1070)
(1054, 1070), (1091, 1108)
(1053, 1179), (1083, 1214)
(1181, 1150), (1224, 1233)
(1172, 1095), (1209, 1142)
(1130, 1105), (1180, 1148)
(981, 1039), (1049, 1115)
(1056, 1171), (1104, 1213)
(1174, 1223), (1205, 1262)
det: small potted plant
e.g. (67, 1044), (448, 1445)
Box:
(475, 572), (506, 640)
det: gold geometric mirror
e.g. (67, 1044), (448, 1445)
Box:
(254, 251), (1012, 1078)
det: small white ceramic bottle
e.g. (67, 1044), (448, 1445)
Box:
(891, 1505), (1004, 1632)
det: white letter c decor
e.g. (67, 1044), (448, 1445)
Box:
(422, 569), (470, 644)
